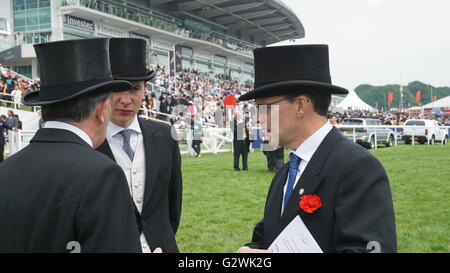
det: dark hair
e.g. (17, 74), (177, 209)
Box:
(41, 92), (110, 123)
(285, 92), (331, 117)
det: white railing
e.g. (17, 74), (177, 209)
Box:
(3, 126), (233, 157)
(5, 124), (449, 157)
(3, 130), (36, 156)
(138, 109), (229, 155)
(0, 93), (41, 112)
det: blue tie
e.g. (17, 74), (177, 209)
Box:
(284, 153), (301, 208)
(119, 129), (135, 161)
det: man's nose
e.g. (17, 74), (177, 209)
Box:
(119, 92), (132, 105)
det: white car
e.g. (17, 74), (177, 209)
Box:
(402, 119), (448, 145)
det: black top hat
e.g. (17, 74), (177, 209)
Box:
(238, 45), (348, 101)
(109, 38), (156, 81)
(22, 38), (132, 106)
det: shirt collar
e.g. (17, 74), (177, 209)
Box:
(291, 121), (333, 163)
(44, 121), (93, 148)
(107, 116), (141, 138)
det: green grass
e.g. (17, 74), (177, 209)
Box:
(177, 144), (450, 253)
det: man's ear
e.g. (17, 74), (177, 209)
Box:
(95, 97), (110, 124)
(295, 95), (311, 117)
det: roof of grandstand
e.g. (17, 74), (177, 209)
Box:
(148, 0), (305, 45)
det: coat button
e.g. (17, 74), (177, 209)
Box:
(299, 188), (304, 195)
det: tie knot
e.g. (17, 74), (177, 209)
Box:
(289, 153), (301, 168)
(119, 129), (133, 140)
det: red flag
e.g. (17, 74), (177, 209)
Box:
(416, 90), (421, 103)
(387, 92), (394, 105)
(433, 95), (437, 102)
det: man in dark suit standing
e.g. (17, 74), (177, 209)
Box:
(0, 38), (142, 253)
(231, 111), (251, 171)
(237, 45), (396, 253)
(0, 114), (17, 163)
(97, 38), (182, 253)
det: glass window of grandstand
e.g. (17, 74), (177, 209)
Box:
(154, 51), (169, 71)
(181, 57), (195, 71)
(195, 59), (209, 75)
(241, 71), (254, 84)
(213, 64), (226, 77)
(230, 68), (241, 81)
(15, 65), (32, 79)
(64, 32), (90, 40)
(13, 0), (52, 32)
(23, 32), (51, 43)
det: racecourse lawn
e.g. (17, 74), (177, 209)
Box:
(176, 143), (450, 253)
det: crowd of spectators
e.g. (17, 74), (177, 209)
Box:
(140, 65), (253, 127)
(0, 64), (40, 109)
(329, 110), (450, 126)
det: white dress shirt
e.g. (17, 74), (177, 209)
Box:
(44, 121), (93, 148)
(281, 121), (333, 214)
(106, 116), (151, 253)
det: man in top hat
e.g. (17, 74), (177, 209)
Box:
(97, 38), (182, 253)
(0, 38), (142, 253)
(237, 45), (396, 253)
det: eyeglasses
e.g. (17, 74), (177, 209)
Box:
(255, 97), (292, 112)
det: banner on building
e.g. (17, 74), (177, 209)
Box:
(174, 45), (182, 73)
(97, 23), (127, 37)
(387, 91), (394, 105)
(62, 14), (95, 32)
(169, 50), (175, 77)
(416, 90), (422, 103)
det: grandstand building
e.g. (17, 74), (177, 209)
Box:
(0, 0), (305, 82)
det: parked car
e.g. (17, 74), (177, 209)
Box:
(339, 118), (396, 149)
(402, 119), (448, 145)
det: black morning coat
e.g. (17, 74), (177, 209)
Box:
(97, 118), (182, 253)
(246, 127), (397, 253)
(0, 128), (142, 252)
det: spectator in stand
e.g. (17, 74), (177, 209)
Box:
(11, 86), (22, 109)
(0, 64), (5, 77)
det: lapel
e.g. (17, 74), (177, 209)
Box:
(96, 139), (116, 162)
(31, 128), (92, 148)
(278, 127), (343, 230)
(138, 118), (162, 213)
(264, 164), (289, 242)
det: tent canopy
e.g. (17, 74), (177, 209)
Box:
(335, 89), (375, 111)
(419, 95), (450, 109)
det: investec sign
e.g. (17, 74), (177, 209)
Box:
(97, 23), (128, 37)
(62, 14), (95, 32)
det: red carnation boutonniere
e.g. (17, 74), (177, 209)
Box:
(299, 194), (322, 214)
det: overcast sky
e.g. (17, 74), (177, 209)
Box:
(273, 0), (450, 91)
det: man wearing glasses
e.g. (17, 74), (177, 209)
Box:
(237, 45), (396, 253)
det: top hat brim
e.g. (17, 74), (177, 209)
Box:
(22, 79), (132, 106)
(113, 70), (156, 82)
(238, 80), (349, 101)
